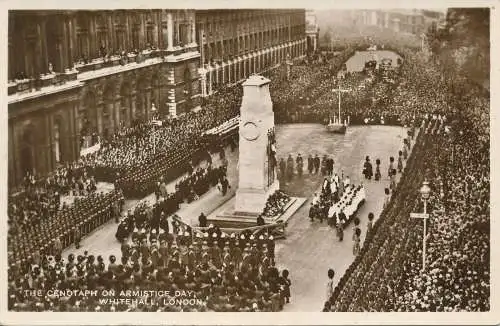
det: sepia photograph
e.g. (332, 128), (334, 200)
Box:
(2, 0), (495, 323)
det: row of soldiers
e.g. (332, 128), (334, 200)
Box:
(279, 154), (336, 181)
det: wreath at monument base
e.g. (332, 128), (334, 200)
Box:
(262, 191), (291, 218)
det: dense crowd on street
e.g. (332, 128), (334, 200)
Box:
(325, 45), (489, 312)
(8, 226), (291, 312)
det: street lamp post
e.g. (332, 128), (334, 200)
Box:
(411, 180), (431, 271)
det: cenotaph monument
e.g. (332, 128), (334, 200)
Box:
(234, 74), (279, 215)
(208, 74), (306, 229)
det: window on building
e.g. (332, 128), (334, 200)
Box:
(132, 26), (140, 50)
(147, 25), (154, 47)
(116, 29), (125, 52)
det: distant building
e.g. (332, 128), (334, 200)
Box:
(356, 9), (446, 36)
(305, 10), (320, 52)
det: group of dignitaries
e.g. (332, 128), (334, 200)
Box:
(279, 154), (336, 181)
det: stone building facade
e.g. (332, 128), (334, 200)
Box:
(355, 9), (445, 36)
(8, 9), (306, 188)
(195, 9), (306, 96)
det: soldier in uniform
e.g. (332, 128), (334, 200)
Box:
(73, 227), (81, 249)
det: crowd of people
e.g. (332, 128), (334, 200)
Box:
(9, 224), (292, 312)
(325, 44), (489, 312)
(8, 24), (489, 312)
(8, 189), (124, 267)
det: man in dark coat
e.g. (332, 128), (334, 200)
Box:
(199, 213), (207, 227)
(307, 155), (314, 174)
(296, 154), (304, 177)
(313, 154), (321, 174)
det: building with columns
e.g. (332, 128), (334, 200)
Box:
(8, 9), (306, 188)
(305, 10), (320, 53)
(195, 9), (306, 96)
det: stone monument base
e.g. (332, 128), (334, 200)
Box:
(208, 195), (307, 229)
(234, 181), (280, 216)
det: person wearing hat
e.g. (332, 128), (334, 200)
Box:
(296, 153), (304, 177)
(198, 213), (207, 228)
(108, 255), (118, 275)
(363, 156), (373, 180)
(72, 226), (81, 249)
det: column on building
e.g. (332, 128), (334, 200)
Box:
(166, 12), (174, 51)
(167, 68), (176, 116)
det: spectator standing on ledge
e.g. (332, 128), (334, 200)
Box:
(257, 215), (265, 226)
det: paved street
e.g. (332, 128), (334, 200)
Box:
(273, 124), (408, 311)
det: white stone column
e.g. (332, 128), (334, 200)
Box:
(221, 62), (226, 84)
(189, 19), (197, 47)
(167, 12), (174, 51)
(198, 67), (207, 97)
(207, 66), (213, 95)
